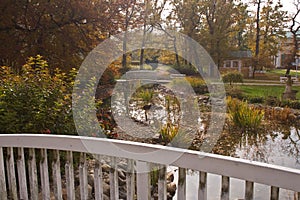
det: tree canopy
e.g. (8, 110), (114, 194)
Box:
(0, 0), (293, 71)
(0, 0), (134, 71)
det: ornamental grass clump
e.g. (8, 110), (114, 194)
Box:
(185, 77), (208, 94)
(160, 122), (179, 144)
(136, 88), (154, 103)
(227, 97), (264, 132)
(160, 123), (191, 148)
(160, 95), (180, 144)
(159, 95), (191, 148)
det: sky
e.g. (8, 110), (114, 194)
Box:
(281, 0), (295, 11)
(244, 0), (299, 26)
(273, 0), (298, 17)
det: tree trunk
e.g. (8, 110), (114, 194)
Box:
(139, 0), (149, 70)
(139, 25), (146, 70)
(253, 0), (261, 79)
(122, 30), (128, 70)
(173, 37), (180, 66)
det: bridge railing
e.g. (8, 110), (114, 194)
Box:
(0, 134), (299, 200)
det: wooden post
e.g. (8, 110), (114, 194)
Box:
(39, 149), (50, 199)
(0, 147), (7, 200)
(158, 165), (167, 200)
(198, 171), (207, 200)
(65, 151), (75, 200)
(52, 150), (62, 200)
(221, 176), (230, 200)
(177, 168), (186, 200)
(17, 147), (28, 200)
(136, 161), (150, 200)
(126, 159), (135, 200)
(94, 156), (103, 200)
(109, 157), (119, 200)
(79, 153), (88, 200)
(28, 148), (38, 200)
(245, 181), (254, 200)
(270, 186), (279, 200)
(6, 147), (17, 199)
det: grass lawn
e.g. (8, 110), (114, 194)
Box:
(240, 85), (300, 100)
(268, 69), (300, 77)
(255, 72), (281, 80)
(250, 69), (300, 81)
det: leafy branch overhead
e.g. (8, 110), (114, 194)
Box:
(0, 0), (292, 72)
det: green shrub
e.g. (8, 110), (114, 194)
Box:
(265, 96), (280, 107)
(0, 55), (78, 134)
(227, 97), (264, 132)
(247, 96), (264, 104)
(172, 64), (198, 76)
(281, 100), (300, 109)
(225, 85), (243, 99)
(186, 77), (208, 94)
(222, 71), (243, 85)
(288, 101), (300, 109)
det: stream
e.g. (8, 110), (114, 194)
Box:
(171, 128), (300, 199)
(111, 81), (300, 199)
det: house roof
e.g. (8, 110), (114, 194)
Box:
(229, 50), (252, 58)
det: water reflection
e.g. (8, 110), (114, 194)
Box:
(234, 126), (300, 170)
(172, 125), (300, 200)
(282, 128), (300, 165)
(212, 122), (300, 169)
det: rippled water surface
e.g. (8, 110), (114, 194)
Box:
(171, 128), (300, 200)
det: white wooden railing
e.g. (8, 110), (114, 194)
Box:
(280, 76), (299, 83)
(0, 134), (299, 200)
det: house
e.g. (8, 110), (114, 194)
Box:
(275, 31), (300, 69)
(221, 50), (253, 77)
(223, 50), (252, 70)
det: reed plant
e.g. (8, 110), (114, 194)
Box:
(136, 89), (154, 103)
(160, 95), (179, 143)
(159, 94), (191, 147)
(160, 122), (179, 143)
(227, 97), (264, 132)
(160, 122), (191, 147)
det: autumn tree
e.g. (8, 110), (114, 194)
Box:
(170, 0), (201, 38)
(200, 0), (246, 67)
(228, 2), (251, 51)
(247, 0), (287, 75)
(168, 0), (202, 66)
(0, 0), (125, 71)
(117, 0), (144, 70)
(254, 0), (262, 63)
(260, 0), (287, 68)
(139, 0), (168, 69)
(169, 0), (249, 68)
(289, 0), (300, 62)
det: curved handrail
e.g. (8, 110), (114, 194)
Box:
(0, 134), (299, 192)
